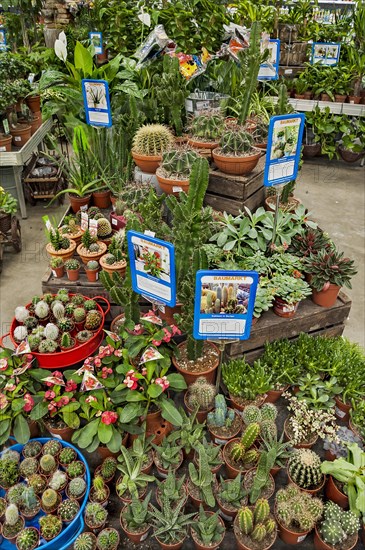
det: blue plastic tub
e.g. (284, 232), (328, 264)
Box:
(0, 438), (91, 550)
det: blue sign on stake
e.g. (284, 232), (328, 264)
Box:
(258, 39), (280, 81)
(264, 114), (305, 188)
(193, 270), (259, 341)
(89, 31), (103, 55)
(82, 79), (112, 127)
(0, 29), (7, 51)
(127, 230), (176, 307)
(311, 42), (341, 66)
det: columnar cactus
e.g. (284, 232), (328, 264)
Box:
(187, 377), (216, 411)
(230, 423), (260, 463)
(237, 499), (273, 545)
(100, 457), (117, 480)
(287, 449), (323, 489)
(238, 506), (254, 534)
(254, 498), (270, 524)
(275, 485), (323, 532)
(35, 300), (49, 319)
(207, 394), (235, 428)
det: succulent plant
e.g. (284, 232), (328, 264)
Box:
(237, 499), (275, 544)
(100, 457), (117, 481)
(68, 477), (86, 498)
(323, 426), (363, 458)
(27, 334), (41, 350)
(67, 461), (84, 479)
(91, 476), (108, 502)
(76, 330), (93, 343)
(31, 325), (45, 338)
(70, 293), (84, 305)
(58, 498), (79, 521)
(42, 293), (54, 304)
(48, 228), (70, 252)
(97, 218), (112, 238)
(65, 259), (80, 271)
(85, 502), (108, 528)
(96, 528), (119, 550)
(85, 310), (102, 331)
(86, 260), (99, 270)
(43, 323), (59, 342)
(23, 316), (38, 331)
(218, 473), (247, 509)
(160, 148), (200, 179)
(319, 502), (360, 546)
(187, 377), (216, 411)
(14, 325), (28, 342)
(3, 504), (23, 538)
(51, 300), (65, 319)
(104, 253), (117, 265)
(220, 127), (254, 155)
(35, 300), (49, 319)
(0, 456), (20, 488)
(287, 449), (323, 489)
(19, 457), (38, 478)
(48, 470), (67, 491)
(60, 332), (74, 349)
(59, 447), (77, 465)
(87, 206), (100, 218)
(16, 527), (39, 550)
(28, 474), (47, 495)
(56, 288), (69, 301)
(39, 514), (62, 540)
(40, 454), (56, 474)
(74, 532), (96, 550)
(5, 502), (19, 525)
(207, 394), (235, 429)
(64, 303), (75, 316)
(50, 257), (64, 268)
(15, 306), (30, 323)
(0, 496), (6, 517)
(230, 423), (260, 463)
(57, 316), (74, 332)
(132, 123), (174, 156)
(42, 439), (61, 456)
(190, 112), (223, 141)
(84, 299), (97, 311)
(275, 484), (323, 532)
(41, 488), (59, 510)
(89, 242), (100, 253)
(38, 339), (58, 353)
(6, 482), (26, 505)
(22, 487), (39, 513)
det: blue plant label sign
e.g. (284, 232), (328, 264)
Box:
(0, 29), (7, 51)
(127, 230), (176, 307)
(311, 42), (341, 66)
(264, 113), (305, 187)
(258, 39), (280, 80)
(89, 31), (103, 55)
(82, 79), (112, 127)
(193, 270), (259, 341)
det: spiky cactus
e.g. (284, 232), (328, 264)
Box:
(19, 457), (38, 477)
(160, 148), (200, 179)
(84, 299), (97, 311)
(57, 316), (74, 332)
(190, 112), (223, 141)
(58, 499), (79, 521)
(85, 310), (102, 330)
(38, 339), (58, 353)
(275, 485), (323, 532)
(68, 477), (86, 499)
(287, 449), (323, 489)
(260, 419), (277, 441)
(49, 470), (67, 491)
(39, 454), (56, 474)
(59, 447), (76, 465)
(51, 301), (65, 320)
(60, 332), (74, 348)
(320, 502), (359, 546)
(100, 457), (117, 480)
(23, 441), (42, 459)
(44, 323), (59, 340)
(43, 440), (61, 456)
(73, 307), (86, 322)
(260, 403), (278, 422)
(187, 377), (216, 411)
(41, 488), (58, 510)
(67, 461), (84, 479)
(14, 326), (28, 342)
(220, 128), (254, 155)
(96, 528), (119, 550)
(207, 394), (235, 429)
(237, 499), (273, 545)
(39, 515), (62, 540)
(74, 532), (96, 550)
(251, 523), (267, 542)
(133, 123), (174, 156)
(238, 507), (254, 534)
(97, 218), (112, 238)
(15, 527), (39, 550)
(242, 405), (261, 425)
(23, 316), (38, 330)
(7, 483), (25, 505)
(35, 300), (49, 319)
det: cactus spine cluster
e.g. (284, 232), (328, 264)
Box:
(100, 457), (117, 480)
(68, 477), (86, 498)
(73, 307), (86, 322)
(74, 532), (96, 550)
(133, 123), (174, 156)
(39, 514), (62, 540)
(319, 502), (359, 546)
(85, 310), (102, 330)
(275, 484), (323, 532)
(237, 499), (275, 543)
(58, 498), (79, 521)
(160, 148), (200, 179)
(242, 404), (278, 441)
(287, 449), (323, 489)
(207, 394), (235, 429)
(187, 377), (216, 411)
(19, 457), (38, 477)
(35, 300), (49, 319)
(97, 218), (112, 238)
(40, 454), (56, 474)
(16, 527), (39, 550)
(230, 423), (260, 463)
(38, 339), (58, 353)
(190, 113), (223, 141)
(220, 128), (254, 155)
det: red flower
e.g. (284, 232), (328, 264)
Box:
(162, 327), (172, 343)
(65, 379), (77, 392)
(101, 367), (113, 379)
(23, 393), (34, 412)
(171, 325), (181, 336)
(101, 411), (118, 425)
(114, 349), (123, 357)
(124, 369), (138, 390)
(0, 358), (8, 371)
(26, 354), (33, 362)
(45, 390), (56, 400)
(152, 339), (162, 346)
(94, 357), (102, 368)
(155, 376), (169, 391)
(48, 401), (57, 413)
(59, 396), (70, 407)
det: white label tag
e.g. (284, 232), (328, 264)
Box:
(214, 438), (227, 445)
(0, 146), (6, 151)
(89, 218), (98, 238)
(219, 510), (233, 521)
(112, 218), (117, 226)
(285, 69), (293, 75)
(81, 212), (88, 231)
(140, 532), (149, 542)
(51, 433), (62, 440)
(14, 136), (21, 142)
(95, 272), (99, 280)
(172, 186), (183, 193)
(144, 230), (155, 237)
(297, 535), (307, 542)
(335, 407), (346, 419)
(52, 270), (57, 277)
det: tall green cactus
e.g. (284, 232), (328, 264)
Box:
(100, 268), (140, 325)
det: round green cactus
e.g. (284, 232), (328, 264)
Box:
(187, 377), (216, 411)
(41, 488), (58, 509)
(97, 218), (112, 238)
(85, 311), (102, 331)
(260, 403), (278, 422)
(220, 128), (254, 155)
(242, 405), (261, 425)
(287, 449), (323, 489)
(133, 123), (174, 156)
(40, 454), (56, 474)
(160, 148), (200, 179)
(68, 477), (86, 498)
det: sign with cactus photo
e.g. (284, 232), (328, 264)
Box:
(311, 42), (341, 66)
(89, 31), (103, 55)
(127, 230), (176, 307)
(258, 39), (280, 81)
(193, 270), (258, 340)
(81, 79), (112, 127)
(0, 28), (7, 51)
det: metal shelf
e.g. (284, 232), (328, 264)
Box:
(288, 99), (365, 116)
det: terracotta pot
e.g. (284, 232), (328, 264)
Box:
(0, 134), (12, 152)
(233, 511), (277, 550)
(265, 386), (289, 403)
(212, 148), (261, 176)
(120, 507), (151, 544)
(270, 464), (281, 478)
(30, 115), (41, 135)
(284, 417), (318, 449)
(276, 511), (310, 545)
(255, 142), (267, 150)
(156, 168), (189, 195)
(335, 94), (347, 103)
(264, 195), (302, 213)
(46, 240), (77, 262)
(28, 420), (40, 439)
(188, 138), (219, 151)
(110, 211), (126, 231)
(60, 337), (76, 352)
(26, 94), (41, 113)
(314, 525), (358, 550)
(325, 449), (337, 461)
(311, 283), (340, 308)
(132, 150), (161, 173)
(210, 414), (242, 448)
(184, 390), (213, 424)
(68, 193), (91, 213)
(230, 394), (266, 412)
(223, 438), (256, 479)
(89, 484), (110, 506)
(172, 341), (220, 386)
(321, 94), (332, 101)
(304, 91), (312, 99)
(191, 512), (225, 550)
(325, 475), (349, 508)
(85, 516), (107, 534)
(187, 482), (211, 510)
(273, 297), (299, 318)
(294, 94), (305, 99)
(302, 143), (321, 158)
(93, 189), (111, 209)
(216, 490), (242, 521)
(77, 241), (107, 264)
(10, 124), (31, 147)
(99, 254), (127, 277)
(85, 267), (99, 282)
(155, 535), (186, 550)
(51, 264), (64, 278)
(287, 469), (326, 495)
(160, 303), (182, 325)
(59, 225), (84, 245)
(348, 96), (361, 104)
(97, 433), (127, 461)
(66, 267), (80, 281)
(334, 395), (351, 422)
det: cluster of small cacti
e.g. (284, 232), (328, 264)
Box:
(68, 477), (86, 498)
(0, 455), (19, 489)
(92, 476), (108, 502)
(27, 334), (41, 350)
(39, 514), (62, 540)
(97, 218), (112, 238)
(34, 300), (49, 319)
(230, 423), (260, 465)
(50, 257), (64, 268)
(19, 457), (38, 478)
(43, 293), (54, 304)
(57, 316), (74, 332)
(60, 332), (74, 349)
(74, 532), (96, 550)
(41, 488), (59, 510)
(48, 470), (67, 491)
(190, 113), (223, 141)
(207, 394), (235, 429)
(237, 498), (276, 543)
(96, 528), (119, 550)
(56, 289), (69, 303)
(132, 123), (174, 156)
(287, 449), (323, 489)
(85, 310), (102, 330)
(71, 294), (85, 306)
(38, 338), (58, 353)
(100, 457), (117, 481)
(275, 484), (323, 532)
(58, 498), (79, 521)
(15, 527), (39, 550)
(7, 482), (26, 505)
(65, 259), (80, 271)
(48, 229), (71, 252)
(59, 447), (77, 465)
(242, 404), (278, 441)
(22, 441), (42, 459)
(39, 454), (56, 474)
(160, 148), (200, 179)
(220, 128), (254, 155)
(85, 502), (108, 528)
(319, 502), (360, 546)
(67, 461), (84, 479)
(187, 377), (216, 411)
(43, 439), (61, 456)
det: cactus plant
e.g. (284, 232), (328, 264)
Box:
(28, 474), (47, 495)
(319, 502), (359, 546)
(132, 124), (174, 156)
(39, 514), (62, 540)
(230, 424), (260, 464)
(15, 527), (39, 550)
(57, 316), (74, 332)
(207, 394), (235, 429)
(15, 306), (30, 323)
(48, 470), (67, 491)
(7, 483), (26, 505)
(59, 447), (77, 465)
(190, 112), (223, 142)
(85, 310), (102, 331)
(39, 454), (56, 475)
(86, 260), (99, 270)
(19, 457), (38, 478)
(236, 498), (275, 547)
(23, 316), (38, 331)
(65, 259), (80, 271)
(41, 488), (59, 511)
(64, 303), (75, 316)
(42, 293), (54, 304)
(67, 461), (85, 479)
(275, 485), (323, 532)
(89, 242), (100, 253)
(68, 477), (86, 499)
(84, 299), (97, 311)
(14, 326), (28, 342)
(91, 476), (108, 503)
(3, 504), (24, 539)
(96, 528), (119, 550)
(187, 377), (216, 411)
(85, 502), (108, 528)
(287, 449), (324, 489)
(60, 332), (75, 349)
(22, 487), (39, 514)
(104, 253), (117, 265)
(76, 330), (93, 343)
(42, 440), (61, 456)
(100, 457), (117, 481)
(220, 127), (255, 156)
(51, 301), (65, 320)
(0, 456), (20, 488)
(35, 300), (49, 319)
(58, 498), (79, 521)
(97, 218), (112, 238)
(27, 334), (41, 350)
(159, 148), (200, 179)
(242, 405), (262, 425)
(74, 532), (96, 550)
(38, 339), (58, 353)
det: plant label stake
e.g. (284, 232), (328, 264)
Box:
(89, 31), (103, 55)
(0, 29), (7, 51)
(258, 39), (280, 80)
(81, 79), (112, 127)
(270, 182), (286, 251)
(311, 42), (341, 66)
(193, 270), (259, 390)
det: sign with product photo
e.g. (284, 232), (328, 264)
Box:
(0, 29), (7, 51)
(264, 114), (305, 187)
(311, 42), (341, 66)
(258, 39), (280, 80)
(127, 230), (176, 307)
(193, 270), (259, 340)
(89, 31), (103, 55)
(81, 79), (112, 127)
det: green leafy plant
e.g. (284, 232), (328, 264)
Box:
(152, 439), (182, 472)
(218, 473), (247, 510)
(150, 493), (195, 545)
(270, 274), (312, 304)
(168, 407), (205, 456)
(222, 358), (272, 402)
(188, 445), (215, 508)
(192, 505), (225, 546)
(304, 247), (357, 291)
(156, 471), (186, 507)
(296, 373), (342, 410)
(116, 446), (154, 500)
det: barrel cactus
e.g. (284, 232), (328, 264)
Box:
(220, 128), (254, 155)
(68, 477), (86, 498)
(41, 488), (58, 510)
(15, 527), (39, 550)
(320, 502), (359, 546)
(287, 449), (323, 489)
(85, 310), (102, 331)
(39, 454), (56, 474)
(187, 377), (216, 411)
(97, 218), (112, 238)
(275, 485), (323, 532)
(132, 123), (174, 156)
(35, 300), (49, 319)
(19, 457), (38, 478)
(38, 339), (58, 354)
(84, 299), (97, 311)
(74, 532), (96, 550)
(51, 301), (65, 320)
(190, 112), (223, 141)
(160, 148), (200, 179)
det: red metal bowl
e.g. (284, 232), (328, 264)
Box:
(0, 295), (110, 369)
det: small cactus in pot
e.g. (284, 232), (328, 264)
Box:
(96, 528), (119, 550)
(39, 514), (62, 540)
(73, 307), (86, 323)
(42, 439), (62, 456)
(41, 488), (60, 512)
(39, 454), (57, 476)
(318, 501), (360, 547)
(234, 498), (276, 548)
(90, 476), (109, 504)
(85, 502), (108, 530)
(85, 260), (99, 282)
(207, 394), (236, 430)
(85, 310), (102, 331)
(57, 316), (74, 332)
(22, 441), (42, 460)
(6, 483), (26, 506)
(3, 504), (24, 540)
(187, 377), (216, 412)
(38, 339), (58, 354)
(23, 316), (38, 331)
(74, 532), (97, 550)
(76, 330), (93, 343)
(67, 477), (86, 500)
(44, 322), (59, 340)
(21, 487), (40, 518)
(19, 457), (38, 478)
(34, 300), (49, 320)
(132, 124), (174, 156)
(58, 498), (80, 522)
(48, 470), (67, 491)
(65, 259), (81, 281)
(60, 331), (75, 350)
(59, 447), (77, 466)
(51, 301), (65, 320)
(67, 460), (85, 479)
(16, 526), (40, 550)
(99, 457), (117, 482)
(28, 474), (47, 495)
(287, 449), (324, 490)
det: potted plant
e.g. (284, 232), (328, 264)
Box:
(67, 460), (86, 480)
(48, 470), (67, 492)
(293, 77), (308, 99)
(275, 484), (323, 545)
(45, 228), (76, 262)
(187, 445), (216, 509)
(212, 127), (262, 176)
(287, 448), (325, 495)
(304, 247), (357, 307)
(50, 257), (64, 278)
(259, 432), (292, 477)
(74, 532), (97, 550)
(323, 426), (363, 462)
(76, 229), (107, 264)
(271, 273), (312, 318)
(99, 235), (127, 276)
(116, 447), (155, 504)
(338, 117), (365, 163)
(2, 504), (24, 543)
(152, 439), (183, 478)
(150, 494), (196, 550)
(167, 407), (205, 459)
(222, 359), (271, 411)
(59, 218), (84, 245)
(66, 477), (87, 501)
(207, 394), (242, 446)
(216, 473), (248, 521)
(89, 475), (110, 506)
(233, 499), (277, 550)
(41, 488), (61, 513)
(193, 439), (223, 475)
(84, 260), (99, 282)
(191, 506), (225, 550)
(155, 471), (188, 509)
(184, 377), (216, 423)
(0, 187), (18, 231)
(9, 118), (31, 147)
(57, 498), (80, 523)
(188, 111), (223, 151)
(110, 199), (127, 231)
(350, 401), (365, 442)
(38, 514), (62, 541)
(96, 457), (118, 484)
(223, 423), (260, 480)
(156, 147), (200, 194)
(314, 501), (359, 550)
(84, 502), (108, 533)
(132, 123), (174, 173)
(15, 526), (40, 550)
(120, 492), (152, 544)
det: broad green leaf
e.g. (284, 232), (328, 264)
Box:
(13, 415), (30, 444)
(160, 398), (183, 426)
(74, 41), (93, 76)
(98, 422), (113, 445)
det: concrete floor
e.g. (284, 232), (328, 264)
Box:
(0, 158), (364, 348)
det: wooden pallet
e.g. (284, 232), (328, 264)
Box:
(204, 156), (266, 215)
(224, 291), (352, 362)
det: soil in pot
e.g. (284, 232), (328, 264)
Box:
(212, 147), (261, 176)
(234, 511), (277, 550)
(209, 413), (242, 447)
(223, 439), (258, 479)
(264, 195), (301, 213)
(76, 241), (107, 264)
(230, 394), (266, 412)
(156, 168), (190, 195)
(172, 341), (220, 386)
(311, 284), (340, 308)
(45, 419), (74, 443)
(191, 512), (225, 550)
(0, 133), (12, 152)
(120, 509), (151, 544)
(243, 468), (275, 500)
(10, 125), (31, 147)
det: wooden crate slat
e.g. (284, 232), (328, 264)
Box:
(204, 186), (265, 215)
(208, 156), (265, 200)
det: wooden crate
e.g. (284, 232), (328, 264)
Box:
(224, 291), (352, 362)
(204, 156), (265, 215)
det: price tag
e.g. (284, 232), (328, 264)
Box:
(81, 211), (88, 231)
(89, 218), (98, 238)
(258, 39), (280, 81)
(89, 31), (103, 55)
(0, 29), (7, 51)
